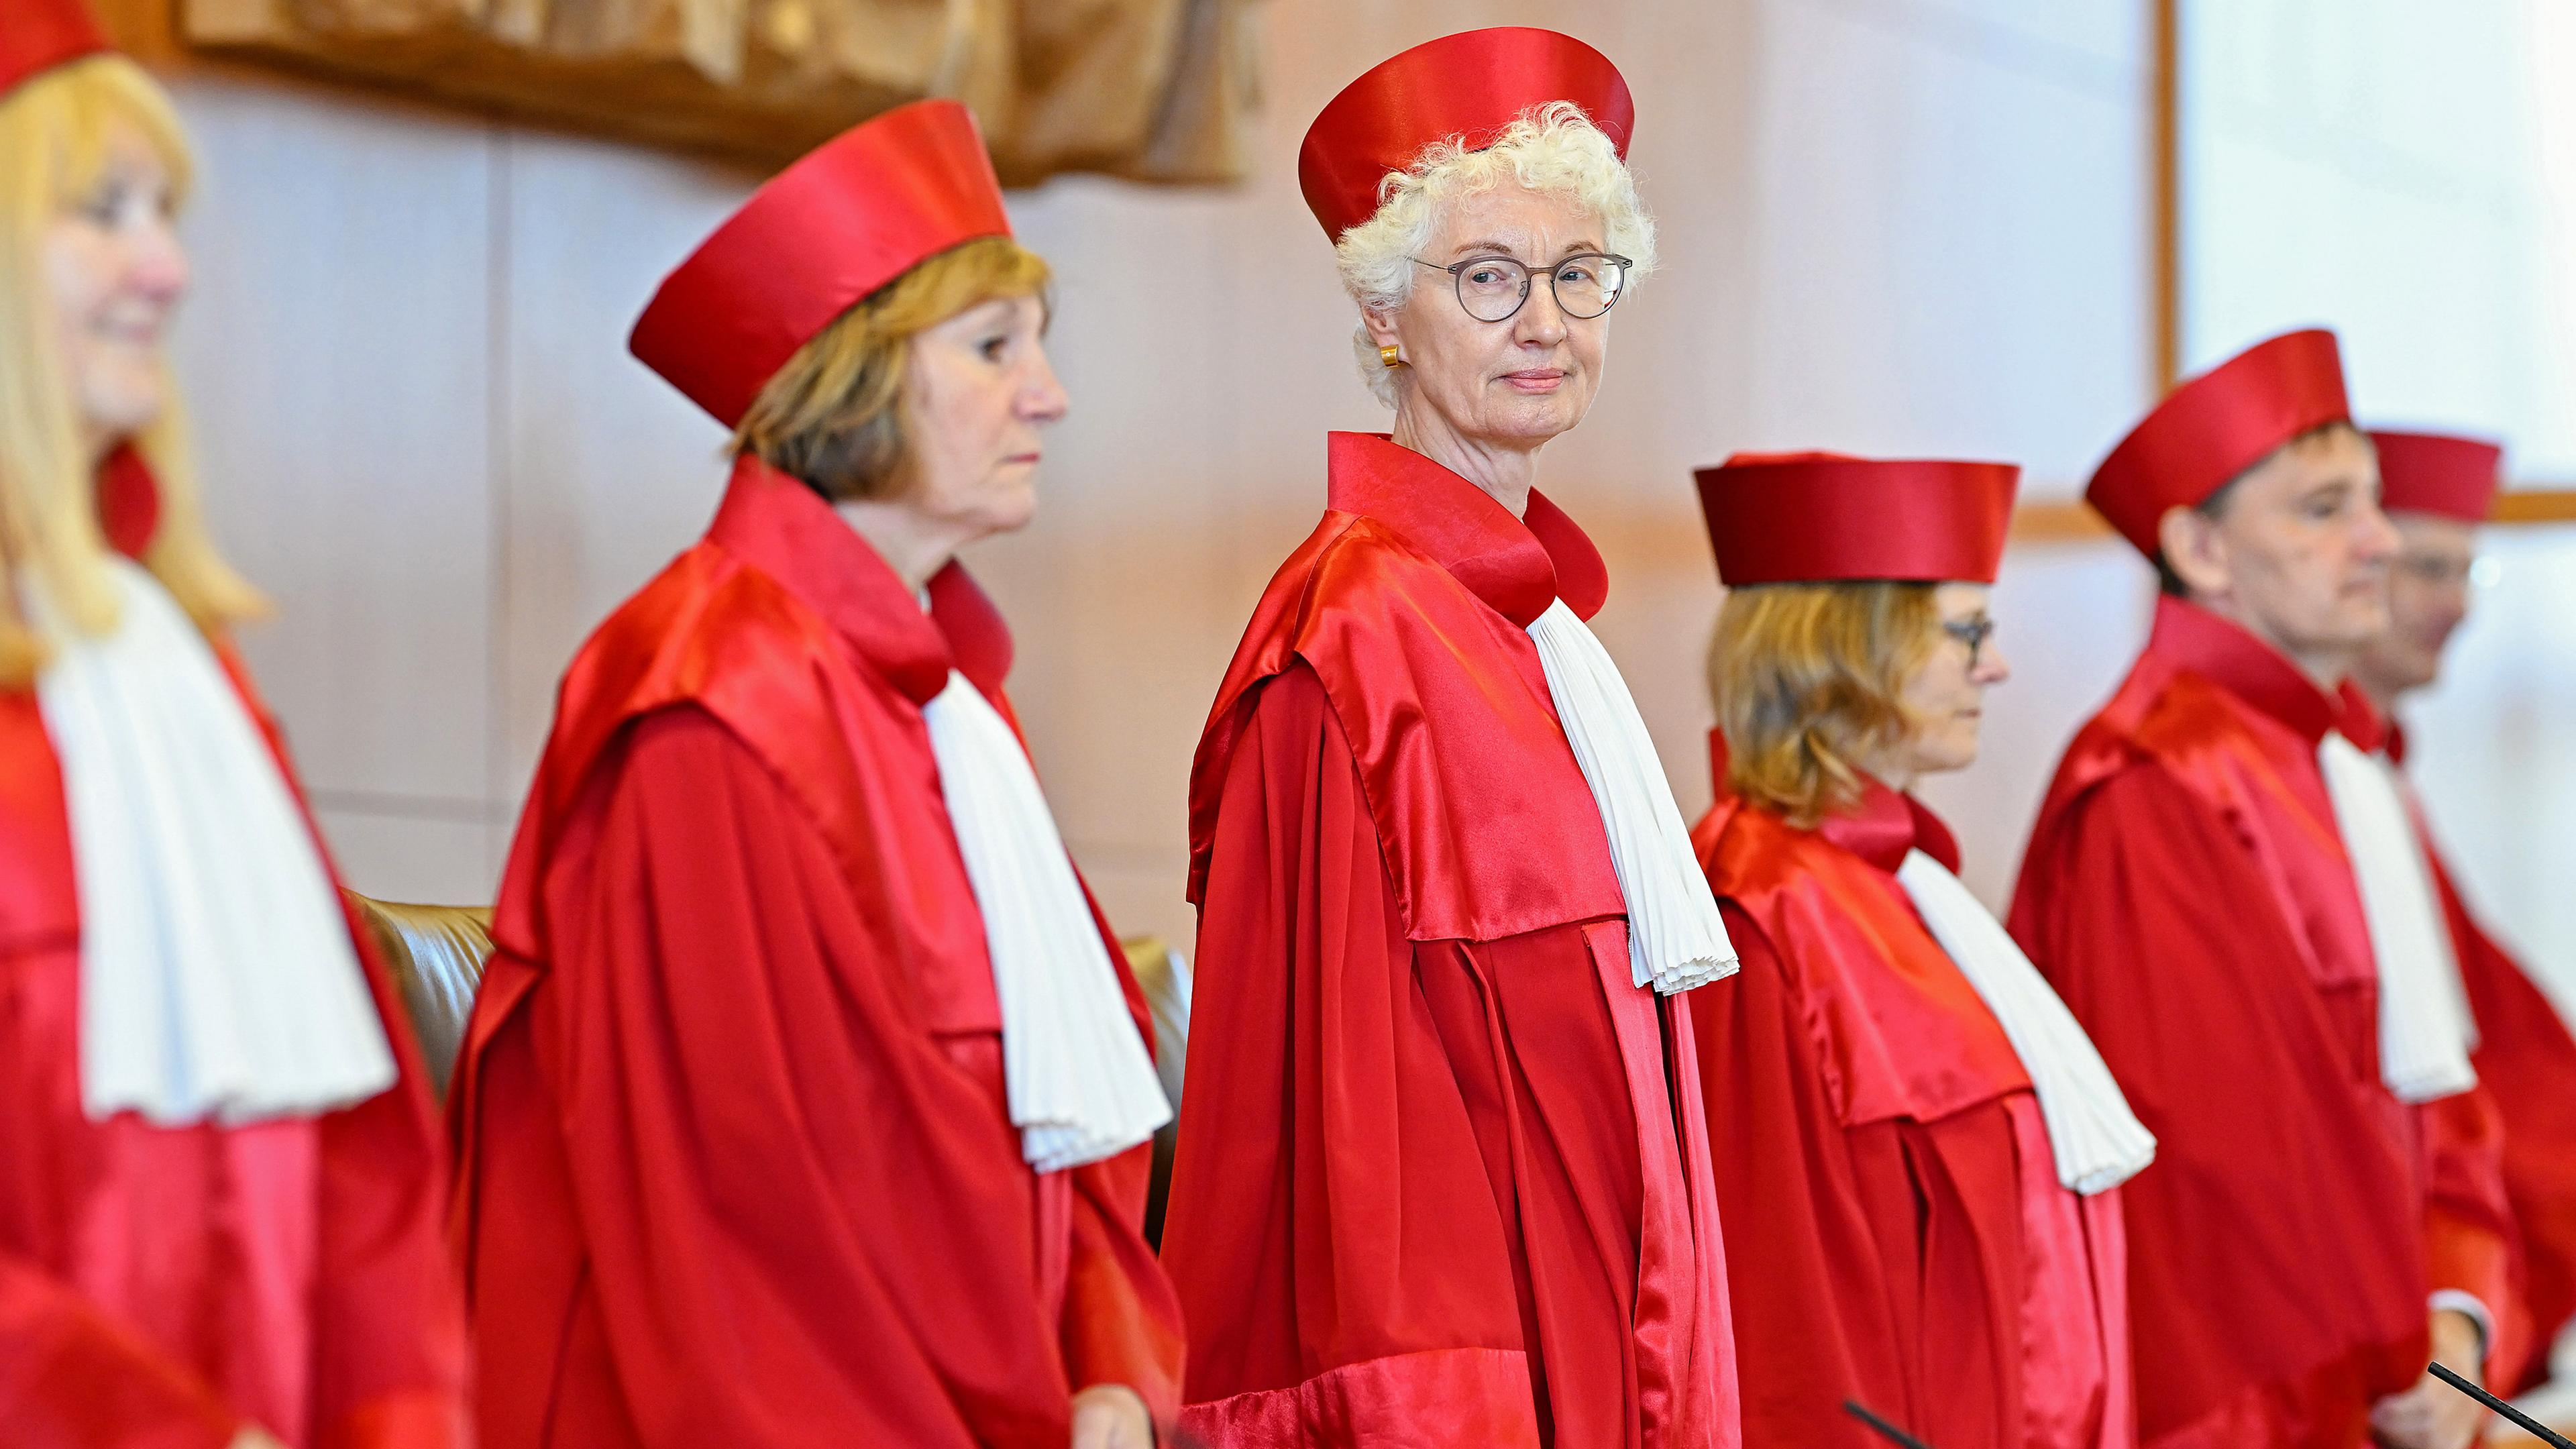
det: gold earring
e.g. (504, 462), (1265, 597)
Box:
(1379, 344), (1407, 370)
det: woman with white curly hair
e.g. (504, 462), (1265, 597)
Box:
(1162, 29), (1742, 1449)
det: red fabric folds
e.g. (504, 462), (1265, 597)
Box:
(2008, 596), (2510, 1447)
(1164, 433), (1736, 1448)
(1691, 777), (2131, 1449)
(447, 456), (1182, 1448)
(0, 462), (467, 1448)
(2361, 711), (2576, 1391)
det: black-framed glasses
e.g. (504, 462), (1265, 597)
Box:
(1411, 252), (1633, 323)
(1941, 616), (1996, 670)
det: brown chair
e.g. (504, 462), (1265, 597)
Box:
(1120, 935), (1193, 1248)
(343, 893), (494, 1100)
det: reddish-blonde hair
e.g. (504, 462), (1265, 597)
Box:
(731, 235), (1051, 502)
(1709, 580), (1939, 826)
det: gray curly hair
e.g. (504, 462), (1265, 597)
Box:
(1334, 101), (1657, 407)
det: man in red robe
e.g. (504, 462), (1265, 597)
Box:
(2349, 429), (2576, 1394)
(2008, 330), (2514, 1449)
(2, 9), (467, 1444)
(446, 103), (1182, 1448)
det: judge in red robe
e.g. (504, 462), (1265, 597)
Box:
(1686, 453), (2145, 1449)
(2350, 429), (2576, 1393)
(446, 102), (1183, 1449)
(0, 9), (468, 1445)
(1161, 30), (1739, 1449)
(2008, 332), (2514, 1449)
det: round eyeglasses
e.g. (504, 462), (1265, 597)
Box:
(1411, 253), (1633, 323)
(1941, 615), (1997, 671)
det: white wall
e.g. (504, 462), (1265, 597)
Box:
(169, 0), (2162, 947)
(2180, 0), (2576, 991)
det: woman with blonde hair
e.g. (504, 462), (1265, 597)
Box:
(0, 4), (468, 1445)
(1685, 453), (2148, 1449)
(447, 99), (1183, 1448)
(1163, 28), (1739, 1448)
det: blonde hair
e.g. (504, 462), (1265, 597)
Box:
(1334, 101), (1657, 406)
(733, 235), (1051, 502)
(0, 54), (262, 686)
(1709, 581), (1939, 827)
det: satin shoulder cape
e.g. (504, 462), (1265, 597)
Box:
(1164, 433), (1737, 1449)
(447, 458), (1182, 1449)
(1694, 769), (2131, 1449)
(2008, 597), (2509, 1448)
(0, 446), (467, 1449)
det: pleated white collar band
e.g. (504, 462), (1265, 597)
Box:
(36, 559), (396, 1125)
(1896, 851), (2155, 1194)
(1526, 600), (1738, 995)
(920, 672), (1171, 1171)
(2318, 732), (2478, 1104)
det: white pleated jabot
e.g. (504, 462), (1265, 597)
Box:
(1895, 851), (2156, 1194)
(36, 559), (396, 1126)
(1525, 600), (1737, 996)
(920, 671), (1172, 1171)
(2317, 731), (2479, 1104)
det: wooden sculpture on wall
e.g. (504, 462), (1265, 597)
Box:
(152, 0), (1258, 182)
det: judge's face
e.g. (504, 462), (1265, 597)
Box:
(2354, 513), (2479, 701)
(2159, 427), (2398, 669)
(1895, 583), (2009, 778)
(898, 294), (1067, 541)
(45, 121), (188, 460)
(1365, 186), (1611, 452)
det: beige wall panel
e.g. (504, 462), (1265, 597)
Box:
(492, 133), (757, 806)
(168, 75), (500, 812)
(315, 804), (505, 907)
(1738, 0), (2151, 490)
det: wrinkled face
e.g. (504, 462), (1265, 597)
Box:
(1896, 582), (2010, 778)
(2163, 427), (2398, 663)
(897, 294), (1067, 540)
(2355, 513), (2480, 699)
(44, 121), (188, 456)
(1366, 186), (1613, 450)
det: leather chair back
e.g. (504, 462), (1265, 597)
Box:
(344, 893), (494, 1100)
(1120, 936), (1193, 1248)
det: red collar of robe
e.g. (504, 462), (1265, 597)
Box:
(489, 455), (1089, 993)
(2029, 594), (2372, 994)
(1699, 765), (2026, 1126)
(1186, 432), (1628, 943)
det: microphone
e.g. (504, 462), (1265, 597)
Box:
(2426, 1362), (2576, 1449)
(1843, 1399), (1935, 1449)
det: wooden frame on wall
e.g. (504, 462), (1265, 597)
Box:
(2018, 0), (2574, 541)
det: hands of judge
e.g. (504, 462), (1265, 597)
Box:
(1071, 1383), (1154, 1449)
(2369, 1309), (2487, 1449)
(228, 1429), (289, 1449)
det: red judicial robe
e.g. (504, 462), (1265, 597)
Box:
(1161, 432), (1737, 1449)
(0, 449), (468, 1449)
(2356, 708), (2576, 1392)
(2008, 596), (2514, 1448)
(1693, 770), (2132, 1449)
(447, 458), (1183, 1448)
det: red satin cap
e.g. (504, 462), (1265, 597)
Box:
(1297, 28), (1633, 240)
(3, 0), (112, 98)
(629, 99), (1012, 427)
(1695, 451), (2021, 586)
(2086, 328), (2351, 559)
(2368, 429), (2502, 523)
